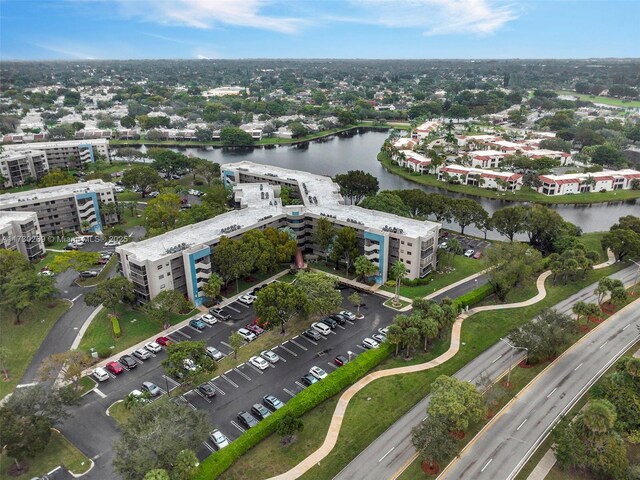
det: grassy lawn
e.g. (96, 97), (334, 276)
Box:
(229, 268), (289, 296)
(555, 90), (640, 108)
(108, 400), (131, 427)
(310, 261), (357, 280)
(0, 430), (91, 479)
(218, 263), (625, 480)
(380, 256), (486, 299)
(77, 304), (196, 355)
(78, 376), (97, 396)
(117, 191), (143, 202)
(383, 298), (412, 309)
(379, 153), (640, 205)
(0, 299), (70, 399)
(578, 232), (608, 262)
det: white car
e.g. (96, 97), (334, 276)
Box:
(144, 341), (162, 353)
(183, 359), (198, 371)
(206, 346), (224, 361)
(464, 249), (475, 257)
(200, 314), (218, 325)
(237, 328), (257, 342)
(249, 356), (269, 370)
(115, 186), (125, 193)
(38, 270), (55, 277)
(260, 350), (280, 364)
(93, 367), (110, 382)
(210, 429), (230, 449)
(133, 348), (151, 360)
(237, 294), (255, 305)
(340, 310), (356, 321)
(309, 366), (328, 380)
(378, 327), (389, 336)
(362, 337), (380, 349)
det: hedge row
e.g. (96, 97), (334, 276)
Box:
(195, 343), (392, 479)
(452, 283), (494, 311)
(111, 316), (121, 337)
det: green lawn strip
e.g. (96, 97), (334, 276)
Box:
(380, 256), (485, 299)
(230, 268), (289, 296)
(0, 429), (91, 479)
(0, 299), (70, 399)
(555, 90), (640, 108)
(77, 304), (196, 355)
(378, 152), (640, 205)
(107, 400), (131, 427)
(76, 256), (117, 287)
(383, 298), (412, 309)
(116, 191), (143, 202)
(310, 262), (357, 280)
(577, 232), (608, 262)
(78, 376), (97, 396)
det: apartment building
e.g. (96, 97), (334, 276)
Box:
(0, 211), (45, 261)
(537, 170), (640, 195)
(117, 162), (440, 305)
(3, 139), (110, 170)
(0, 150), (49, 188)
(0, 179), (117, 236)
(438, 164), (524, 191)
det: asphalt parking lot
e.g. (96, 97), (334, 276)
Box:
(81, 286), (394, 459)
(439, 231), (491, 256)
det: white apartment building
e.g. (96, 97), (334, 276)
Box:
(437, 165), (524, 191)
(117, 162), (440, 305)
(3, 139), (110, 170)
(0, 150), (49, 188)
(0, 179), (117, 236)
(537, 170), (640, 195)
(0, 211), (45, 261)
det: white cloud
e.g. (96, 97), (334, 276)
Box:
(350, 0), (519, 36)
(30, 43), (97, 59)
(117, 0), (305, 33)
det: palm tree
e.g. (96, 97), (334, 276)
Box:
(572, 301), (589, 322)
(609, 286), (629, 306)
(387, 324), (404, 356)
(80, 220), (91, 233)
(418, 317), (439, 351)
(403, 327), (421, 358)
(390, 260), (408, 306)
(579, 399), (616, 435)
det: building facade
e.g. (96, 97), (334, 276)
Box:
(0, 150), (49, 188)
(3, 139), (110, 170)
(0, 211), (45, 261)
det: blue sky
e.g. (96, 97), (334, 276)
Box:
(1, 0), (638, 60)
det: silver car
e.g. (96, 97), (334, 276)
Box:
(206, 346), (224, 361)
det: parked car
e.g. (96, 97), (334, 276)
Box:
(249, 356), (269, 370)
(142, 381), (161, 396)
(132, 348), (151, 360)
(237, 411), (259, 429)
(209, 308), (230, 321)
(189, 318), (207, 330)
(144, 341), (162, 353)
(340, 310), (356, 321)
(206, 346), (224, 361)
(310, 366), (328, 380)
(311, 322), (331, 336)
(320, 317), (338, 329)
(372, 333), (386, 344)
(303, 329), (322, 341)
(183, 359), (198, 371)
(301, 373), (318, 386)
(329, 313), (347, 325)
(38, 270), (55, 277)
(64, 244), (79, 251)
(263, 394), (284, 411)
(148, 191), (159, 198)
(156, 336), (171, 347)
(245, 323), (265, 336)
(473, 251), (483, 260)
(439, 241), (449, 249)
(362, 337), (380, 349)
(198, 383), (216, 398)
(96, 258), (109, 265)
(200, 314), (217, 325)
(237, 294), (255, 305)
(119, 355), (137, 369)
(378, 327), (389, 336)
(237, 328), (257, 342)
(128, 389), (150, 405)
(464, 249), (475, 257)
(210, 429), (229, 449)
(251, 403), (272, 420)
(260, 350), (279, 363)
(79, 270), (98, 278)
(93, 367), (110, 382)
(180, 203), (192, 209)
(105, 361), (124, 375)
(335, 354), (349, 366)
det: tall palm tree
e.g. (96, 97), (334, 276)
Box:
(579, 399), (616, 435)
(418, 317), (439, 351)
(572, 301), (589, 322)
(390, 260), (408, 305)
(403, 326), (421, 358)
(387, 324), (404, 357)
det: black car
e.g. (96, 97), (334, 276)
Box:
(251, 403), (271, 420)
(64, 244), (78, 251)
(320, 317), (338, 329)
(330, 314), (347, 325)
(119, 355), (137, 369)
(237, 411), (259, 429)
(336, 283), (348, 290)
(263, 394), (284, 411)
(303, 329), (322, 341)
(301, 373), (318, 386)
(198, 383), (216, 398)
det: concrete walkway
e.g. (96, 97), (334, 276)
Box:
(269, 270), (553, 479)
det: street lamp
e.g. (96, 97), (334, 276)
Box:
(500, 337), (528, 387)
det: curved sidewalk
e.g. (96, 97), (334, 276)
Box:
(269, 270), (554, 479)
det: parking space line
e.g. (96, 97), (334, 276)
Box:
(295, 381), (306, 389)
(181, 395), (197, 410)
(203, 441), (215, 453)
(278, 344), (298, 356)
(231, 420), (246, 433)
(329, 330), (337, 335)
(173, 330), (191, 339)
(163, 375), (181, 387)
(326, 363), (338, 369)
(167, 334), (182, 343)
(220, 341), (233, 350)
(221, 375), (239, 388)
(292, 338), (310, 349)
(234, 367), (251, 381)
(187, 325), (202, 334)
(276, 356), (286, 363)
(246, 363), (264, 375)
(209, 382), (226, 395)
(93, 388), (106, 398)
(236, 302), (250, 309)
(283, 388), (296, 397)
(356, 345), (366, 351)
(346, 320), (355, 325)
(193, 388), (212, 404)
(337, 325), (346, 330)
(226, 305), (241, 313)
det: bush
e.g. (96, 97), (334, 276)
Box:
(111, 316), (121, 337)
(195, 344), (392, 479)
(97, 348), (112, 359)
(452, 283), (494, 310)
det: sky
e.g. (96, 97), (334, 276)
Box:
(0, 0), (639, 60)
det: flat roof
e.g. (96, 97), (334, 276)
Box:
(0, 210), (38, 227)
(233, 183), (279, 209)
(4, 138), (108, 151)
(0, 179), (115, 208)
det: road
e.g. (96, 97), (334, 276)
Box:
(440, 300), (639, 480)
(334, 264), (638, 480)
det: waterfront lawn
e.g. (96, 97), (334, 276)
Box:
(77, 304), (196, 355)
(0, 430), (91, 479)
(555, 90), (640, 108)
(0, 299), (70, 399)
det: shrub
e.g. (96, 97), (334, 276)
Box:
(195, 344), (392, 479)
(97, 348), (112, 359)
(452, 283), (494, 311)
(111, 316), (121, 337)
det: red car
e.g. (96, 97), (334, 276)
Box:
(245, 323), (265, 336)
(473, 251), (483, 260)
(105, 361), (124, 375)
(156, 336), (172, 347)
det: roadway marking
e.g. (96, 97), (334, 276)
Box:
(210, 383), (226, 396)
(173, 330), (191, 339)
(71, 294), (82, 302)
(283, 388), (296, 397)
(93, 388), (106, 398)
(221, 375), (239, 388)
(234, 367), (251, 381)
(231, 420), (246, 433)
(220, 341), (233, 350)
(337, 324), (346, 330)
(623, 324), (630, 330)
(236, 302), (250, 309)
(378, 447), (395, 463)
(202, 441), (215, 453)
(599, 341), (608, 349)
(16, 382), (39, 388)
(574, 363), (584, 371)
(246, 363), (264, 375)
(326, 362), (338, 369)
(290, 338), (308, 351)
(546, 387), (557, 398)
(187, 325), (202, 334)
(329, 330), (337, 335)
(278, 344), (298, 356)
(294, 381), (306, 389)
(181, 395), (197, 410)
(480, 458), (493, 472)
(355, 345), (366, 351)
(226, 305), (241, 313)
(491, 354), (503, 364)
(193, 388), (212, 403)
(346, 320), (355, 325)
(517, 419), (528, 431)
(163, 375), (181, 387)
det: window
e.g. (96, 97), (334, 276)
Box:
(407, 242), (413, 246)
(157, 265), (163, 270)
(400, 249), (404, 254)
(167, 272), (171, 276)
(159, 274), (164, 279)
(401, 241), (405, 245)
(406, 260), (411, 265)
(160, 284), (166, 289)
